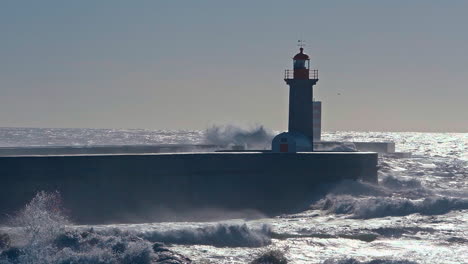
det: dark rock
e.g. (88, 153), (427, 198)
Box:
(250, 250), (288, 264)
(152, 242), (165, 249)
(0, 233), (11, 250)
(152, 242), (170, 253)
(153, 247), (170, 253)
(152, 244), (192, 264)
(154, 251), (192, 264)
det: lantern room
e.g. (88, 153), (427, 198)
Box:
(284, 47), (318, 80)
(293, 47), (310, 79)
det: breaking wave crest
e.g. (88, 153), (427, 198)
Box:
(326, 180), (390, 197)
(203, 124), (274, 149)
(0, 192), (192, 264)
(139, 223), (271, 247)
(99, 223), (272, 248)
(0, 192), (272, 264)
(0, 228), (194, 264)
(380, 176), (423, 190)
(313, 195), (468, 219)
(311, 175), (468, 218)
(315, 142), (357, 152)
(8, 191), (70, 244)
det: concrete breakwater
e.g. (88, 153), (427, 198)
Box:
(0, 152), (377, 224)
(0, 144), (221, 156)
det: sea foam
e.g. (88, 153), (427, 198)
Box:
(313, 195), (468, 219)
(203, 124), (274, 149)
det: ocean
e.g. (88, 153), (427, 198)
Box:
(0, 127), (466, 264)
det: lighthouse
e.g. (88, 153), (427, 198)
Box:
(272, 45), (319, 153)
(285, 46), (319, 141)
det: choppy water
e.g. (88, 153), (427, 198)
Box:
(0, 127), (466, 264)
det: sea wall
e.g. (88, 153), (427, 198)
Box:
(0, 144), (220, 156)
(0, 152), (377, 224)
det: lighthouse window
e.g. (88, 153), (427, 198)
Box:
(294, 60), (306, 69)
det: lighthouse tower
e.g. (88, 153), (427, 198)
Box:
(272, 46), (319, 153)
(284, 46), (319, 144)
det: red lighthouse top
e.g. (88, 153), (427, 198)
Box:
(284, 46), (318, 80)
(293, 47), (309, 60)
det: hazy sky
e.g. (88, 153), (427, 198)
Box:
(1, 1), (467, 132)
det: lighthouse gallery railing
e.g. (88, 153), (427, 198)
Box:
(284, 69), (319, 80)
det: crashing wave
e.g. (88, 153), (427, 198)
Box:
(137, 223), (271, 248)
(311, 173), (468, 218)
(380, 176), (423, 190)
(1, 229), (192, 264)
(0, 191), (271, 264)
(326, 180), (390, 197)
(315, 142), (358, 152)
(312, 195), (468, 219)
(8, 191), (70, 245)
(0, 192), (193, 264)
(203, 124), (274, 149)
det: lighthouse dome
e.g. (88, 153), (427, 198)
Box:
(293, 48), (309, 60)
(271, 132), (312, 153)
